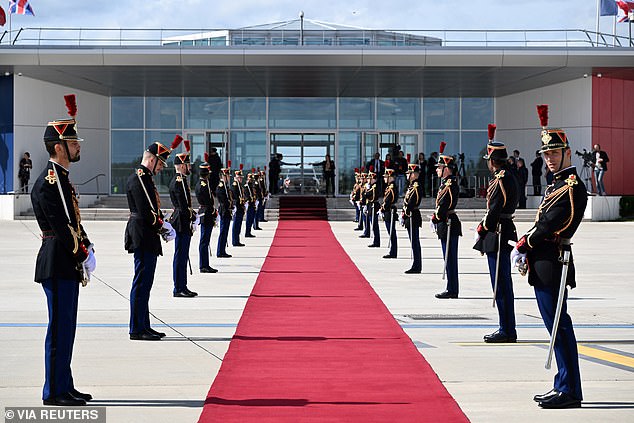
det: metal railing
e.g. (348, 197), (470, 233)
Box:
(0, 27), (632, 48)
(75, 173), (106, 198)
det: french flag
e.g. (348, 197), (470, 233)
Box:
(617, 0), (634, 22)
(9, 0), (35, 16)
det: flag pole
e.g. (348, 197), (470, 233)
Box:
(613, 13), (617, 46)
(596, 0), (601, 45)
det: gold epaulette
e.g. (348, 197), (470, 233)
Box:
(412, 182), (419, 188)
(495, 169), (506, 179)
(444, 179), (452, 187)
(176, 175), (182, 182)
(201, 181), (207, 187)
(218, 182), (224, 188)
(136, 168), (145, 177)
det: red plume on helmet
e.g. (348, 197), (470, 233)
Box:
(488, 124), (496, 141)
(64, 94), (77, 118)
(385, 159), (390, 168)
(171, 135), (183, 150)
(240, 163), (244, 170)
(183, 139), (190, 152)
(361, 166), (365, 172)
(439, 141), (447, 154)
(354, 167), (359, 173)
(204, 152), (209, 163)
(537, 105), (549, 128)
(406, 153), (411, 163)
(227, 160), (232, 168)
(369, 165), (374, 172)
(264, 165), (267, 170)
(252, 167), (256, 173)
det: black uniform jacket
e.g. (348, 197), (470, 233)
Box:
(245, 180), (256, 205)
(403, 181), (423, 228)
(31, 161), (90, 282)
(433, 175), (462, 240)
(195, 177), (217, 226)
(125, 165), (164, 256)
(169, 173), (195, 235)
(231, 180), (246, 210)
(351, 182), (362, 202)
(364, 182), (380, 212)
(524, 166), (587, 288)
(381, 182), (397, 212)
(253, 180), (263, 202)
(474, 167), (518, 253)
(216, 180), (234, 218)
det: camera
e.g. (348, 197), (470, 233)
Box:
(458, 153), (465, 161)
(575, 149), (593, 167)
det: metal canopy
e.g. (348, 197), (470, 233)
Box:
(1, 47), (632, 97)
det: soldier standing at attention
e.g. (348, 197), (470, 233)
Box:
(432, 142), (462, 299)
(231, 165), (246, 247)
(365, 167), (381, 248)
(252, 169), (264, 231)
(359, 170), (372, 238)
(512, 105), (587, 409)
(402, 163), (423, 274)
(32, 94), (96, 406)
(244, 170), (257, 238)
(381, 164), (398, 259)
(195, 153), (218, 273)
(169, 137), (198, 298)
(354, 169), (366, 232)
(216, 163), (234, 258)
(474, 124), (519, 341)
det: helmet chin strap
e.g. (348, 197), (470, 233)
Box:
(151, 157), (158, 174)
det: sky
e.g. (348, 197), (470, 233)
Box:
(2, 0), (631, 37)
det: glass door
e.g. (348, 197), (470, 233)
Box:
(207, 131), (229, 166)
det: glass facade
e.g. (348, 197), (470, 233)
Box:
(111, 96), (493, 195)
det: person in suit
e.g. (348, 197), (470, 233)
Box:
(195, 154), (218, 274)
(512, 104), (587, 409)
(268, 154), (282, 195)
(417, 152), (427, 197)
(432, 143), (462, 299)
(207, 147), (223, 193)
(244, 170), (257, 238)
(394, 151), (408, 197)
(125, 140), (175, 341)
(474, 124), (519, 343)
(216, 163), (234, 258)
(402, 164), (423, 274)
(381, 167), (398, 258)
(530, 150), (544, 196)
(366, 153), (384, 195)
(517, 158), (529, 209)
(365, 168), (381, 248)
(231, 165), (246, 247)
(169, 138), (198, 298)
(427, 152), (438, 197)
(314, 153), (336, 196)
(31, 96), (97, 406)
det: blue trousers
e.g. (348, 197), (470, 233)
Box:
(245, 203), (256, 236)
(255, 202), (264, 228)
(232, 207), (244, 245)
(363, 207), (371, 237)
(406, 220), (421, 271)
(357, 206), (365, 230)
(384, 210), (397, 257)
(354, 203), (360, 222)
(217, 214), (231, 256)
(370, 204), (380, 246)
(199, 223), (213, 269)
(42, 278), (79, 400)
(441, 233), (460, 295)
(486, 251), (517, 338)
(130, 249), (158, 335)
(535, 285), (583, 400)
(173, 231), (191, 293)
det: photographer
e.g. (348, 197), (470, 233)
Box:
(592, 144), (609, 196)
(530, 151), (543, 196)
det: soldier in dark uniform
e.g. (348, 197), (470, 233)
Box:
(195, 153), (218, 274)
(244, 170), (257, 238)
(169, 138), (198, 298)
(350, 168), (361, 224)
(513, 105), (587, 409)
(381, 166), (398, 258)
(432, 145), (462, 298)
(231, 165), (246, 247)
(257, 169), (269, 224)
(359, 171), (372, 238)
(365, 168), (381, 248)
(216, 163), (234, 258)
(474, 125), (519, 341)
(31, 95), (96, 406)
(207, 147), (223, 193)
(252, 170), (264, 231)
(125, 140), (175, 341)
(402, 164), (423, 274)
(354, 170), (366, 231)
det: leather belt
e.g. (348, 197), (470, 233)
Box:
(500, 213), (514, 219)
(41, 230), (56, 239)
(560, 238), (572, 246)
(447, 210), (456, 215)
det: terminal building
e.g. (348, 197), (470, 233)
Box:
(1, 18), (633, 216)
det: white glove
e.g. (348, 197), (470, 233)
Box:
(194, 213), (201, 226)
(429, 219), (437, 234)
(473, 229), (480, 243)
(511, 247), (526, 269)
(83, 249), (96, 274)
(161, 221), (176, 242)
(399, 213), (405, 227)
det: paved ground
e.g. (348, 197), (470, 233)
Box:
(1, 217), (632, 422)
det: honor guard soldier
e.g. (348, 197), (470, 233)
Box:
(32, 95), (96, 406)
(216, 162), (234, 258)
(512, 105), (587, 409)
(252, 169), (264, 230)
(257, 169), (269, 224)
(244, 170), (257, 238)
(359, 169), (372, 238)
(365, 166), (381, 248)
(432, 142), (462, 298)
(354, 169), (366, 231)
(402, 163), (423, 274)
(126, 139), (175, 340)
(195, 153), (218, 273)
(231, 164), (246, 247)
(474, 125), (519, 341)
(350, 168), (361, 224)
(381, 164), (398, 258)
(169, 137), (198, 297)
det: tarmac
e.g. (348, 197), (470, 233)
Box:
(1, 217), (633, 422)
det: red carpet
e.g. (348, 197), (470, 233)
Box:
(199, 220), (469, 422)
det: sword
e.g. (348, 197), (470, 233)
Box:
(492, 224), (502, 308)
(442, 220), (452, 281)
(545, 248), (571, 370)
